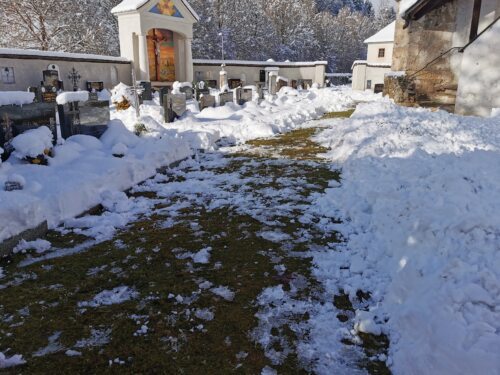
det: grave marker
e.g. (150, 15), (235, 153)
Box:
(164, 94), (187, 123)
(180, 86), (194, 100)
(219, 92), (234, 106)
(199, 94), (216, 112)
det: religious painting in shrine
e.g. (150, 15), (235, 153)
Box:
(147, 29), (176, 82)
(150, 0), (183, 18)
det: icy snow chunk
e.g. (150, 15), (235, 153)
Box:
(56, 91), (89, 105)
(258, 230), (292, 243)
(33, 331), (64, 357)
(192, 247), (212, 264)
(78, 286), (138, 308)
(0, 352), (26, 368)
(14, 239), (51, 254)
(354, 311), (382, 335)
(199, 280), (213, 290)
(261, 366), (277, 375)
(0, 91), (34, 106)
(11, 126), (53, 159)
(74, 328), (111, 348)
(0, 267), (4, 279)
(211, 286), (235, 301)
(195, 308), (215, 321)
(65, 350), (82, 357)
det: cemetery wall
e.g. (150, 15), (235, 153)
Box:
(0, 49), (132, 92)
(193, 60), (326, 87)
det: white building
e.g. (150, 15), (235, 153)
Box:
(351, 21), (395, 92)
(112, 0), (200, 85)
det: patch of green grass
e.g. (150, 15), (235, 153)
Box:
(320, 109), (355, 120)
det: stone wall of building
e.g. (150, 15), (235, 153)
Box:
(391, 1), (462, 108)
(387, 0), (481, 110)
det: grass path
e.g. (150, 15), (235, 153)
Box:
(0, 110), (389, 374)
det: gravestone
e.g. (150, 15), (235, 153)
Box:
(269, 74), (278, 95)
(199, 95), (216, 112)
(219, 92), (234, 106)
(241, 88), (253, 103)
(180, 86), (194, 100)
(0, 103), (57, 149)
(159, 87), (169, 106)
(164, 94), (187, 123)
(41, 86), (58, 103)
(86, 81), (104, 92)
(277, 79), (288, 91)
(206, 80), (217, 89)
(58, 99), (110, 139)
(298, 80), (313, 90)
(42, 70), (59, 87)
(228, 79), (242, 89)
(196, 88), (210, 101)
(234, 88), (243, 105)
(138, 81), (153, 101)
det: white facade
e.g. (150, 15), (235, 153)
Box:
(352, 22), (395, 92)
(454, 0), (500, 116)
(112, 0), (199, 84)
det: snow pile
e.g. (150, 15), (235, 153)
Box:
(310, 102), (500, 374)
(0, 352), (26, 368)
(14, 239), (52, 254)
(0, 92), (34, 106)
(78, 286), (138, 308)
(11, 126), (53, 159)
(0, 87), (378, 244)
(192, 247), (212, 264)
(56, 91), (89, 105)
(211, 286), (235, 301)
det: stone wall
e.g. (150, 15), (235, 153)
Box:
(389, 0), (467, 109)
(0, 51), (132, 92)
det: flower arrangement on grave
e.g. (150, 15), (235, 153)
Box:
(115, 96), (131, 111)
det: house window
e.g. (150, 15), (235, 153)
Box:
(367, 80), (372, 89)
(1, 67), (15, 84)
(378, 48), (385, 58)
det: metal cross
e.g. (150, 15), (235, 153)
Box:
(67, 67), (81, 91)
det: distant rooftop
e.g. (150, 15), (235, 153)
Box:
(364, 21), (396, 44)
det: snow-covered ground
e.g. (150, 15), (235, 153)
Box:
(2, 86), (498, 374)
(0, 86), (370, 243)
(308, 100), (500, 374)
